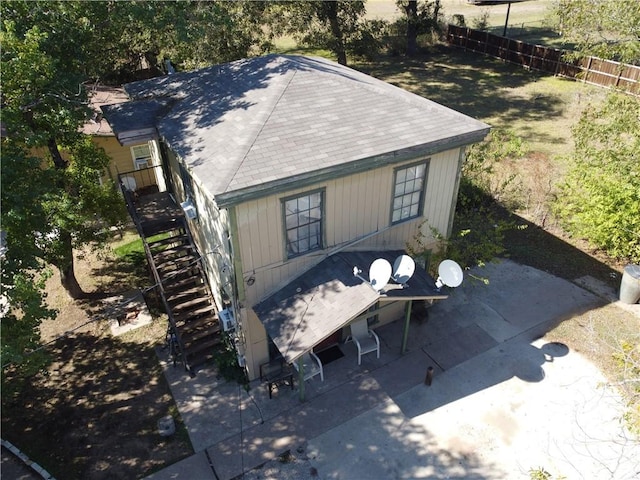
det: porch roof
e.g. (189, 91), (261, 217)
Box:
(253, 250), (447, 364)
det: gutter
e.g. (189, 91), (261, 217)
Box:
(215, 128), (491, 208)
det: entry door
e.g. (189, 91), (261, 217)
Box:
(314, 329), (343, 352)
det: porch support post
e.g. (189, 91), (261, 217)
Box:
(298, 357), (305, 402)
(401, 300), (413, 354)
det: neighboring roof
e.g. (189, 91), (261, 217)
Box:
(101, 99), (169, 145)
(102, 55), (490, 207)
(254, 250), (447, 364)
(83, 86), (129, 136)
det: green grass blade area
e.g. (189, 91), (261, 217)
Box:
(113, 232), (170, 258)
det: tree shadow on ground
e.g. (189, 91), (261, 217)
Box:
(76, 245), (165, 323)
(1, 332), (192, 480)
(495, 204), (622, 288)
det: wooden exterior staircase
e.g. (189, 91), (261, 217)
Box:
(120, 183), (223, 375)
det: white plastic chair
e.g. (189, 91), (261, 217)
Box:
(121, 176), (137, 192)
(293, 351), (324, 382)
(348, 318), (380, 365)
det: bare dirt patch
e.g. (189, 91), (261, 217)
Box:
(2, 232), (192, 479)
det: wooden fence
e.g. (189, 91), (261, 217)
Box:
(447, 25), (639, 96)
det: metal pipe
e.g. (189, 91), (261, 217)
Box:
(425, 366), (434, 386)
(401, 300), (413, 354)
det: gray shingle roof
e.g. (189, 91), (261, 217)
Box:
(114, 55), (489, 206)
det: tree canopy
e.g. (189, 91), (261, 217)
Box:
(555, 0), (640, 64)
(275, 1), (378, 65)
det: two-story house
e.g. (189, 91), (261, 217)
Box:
(102, 54), (490, 381)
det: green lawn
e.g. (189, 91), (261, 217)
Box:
(355, 47), (605, 157)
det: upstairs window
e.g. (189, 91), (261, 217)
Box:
(391, 162), (428, 224)
(283, 190), (323, 258)
(131, 144), (152, 170)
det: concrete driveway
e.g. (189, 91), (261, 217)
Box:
(148, 259), (639, 480)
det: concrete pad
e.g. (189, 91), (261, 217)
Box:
(158, 352), (267, 452)
(107, 290), (152, 336)
(455, 300), (523, 343)
(309, 338), (640, 479)
(207, 375), (393, 480)
(371, 348), (436, 397)
(422, 323), (498, 370)
(576, 274), (640, 318)
(467, 260), (601, 329)
(143, 451), (216, 480)
(153, 259), (634, 479)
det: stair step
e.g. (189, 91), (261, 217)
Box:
(156, 255), (199, 273)
(141, 220), (184, 237)
(148, 234), (188, 250)
(185, 349), (218, 374)
(173, 305), (217, 325)
(171, 296), (211, 314)
(163, 275), (203, 293)
(184, 336), (224, 359)
(175, 314), (218, 332)
(181, 324), (221, 346)
(166, 286), (209, 304)
(152, 244), (195, 261)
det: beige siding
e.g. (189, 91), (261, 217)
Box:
(235, 148), (462, 308)
(168, 151), (234, 311)
(94, 136), (134, 182)
(242, 308), (269, 380)
(94, 137), (161, 191)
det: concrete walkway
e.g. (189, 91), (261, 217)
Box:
(145, 260), (640, 480)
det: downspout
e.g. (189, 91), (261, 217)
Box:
(446, 147), (467, 239)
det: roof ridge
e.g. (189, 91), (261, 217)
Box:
(220, 66), (298, 194)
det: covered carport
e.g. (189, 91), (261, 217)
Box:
(253, 250), (447, 400)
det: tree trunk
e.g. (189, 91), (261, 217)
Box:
(47, 137), (68, 169)
(405, 0), (418, 56)
(325, 1), (348, 65)
(48, 139), (83, 300)
(57, 230), (87, 300)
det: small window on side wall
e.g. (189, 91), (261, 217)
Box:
(391, 161), (428, 224)
(283, 190), (323, 258)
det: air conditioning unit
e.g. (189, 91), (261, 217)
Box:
(180, 199), (197, 220)
(219, 308), (236, 332)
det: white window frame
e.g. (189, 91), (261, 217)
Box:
(131, 144), (152, 170)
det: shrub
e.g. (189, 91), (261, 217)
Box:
(555, 93), (640, 263)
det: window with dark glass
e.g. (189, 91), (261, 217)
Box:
(391, 162), (427, 224)
(284, 190), (323, 258)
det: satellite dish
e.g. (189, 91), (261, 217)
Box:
(436, 259), (463, 289)
(369, 258), (392, 292)
(392, 255), (415, 285)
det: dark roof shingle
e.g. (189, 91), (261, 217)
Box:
(104, 55), (490, 206)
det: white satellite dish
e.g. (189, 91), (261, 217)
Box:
(435, 259), (463, 289)
(392, 255), (415, 286)
(369, 258), (392, 292)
